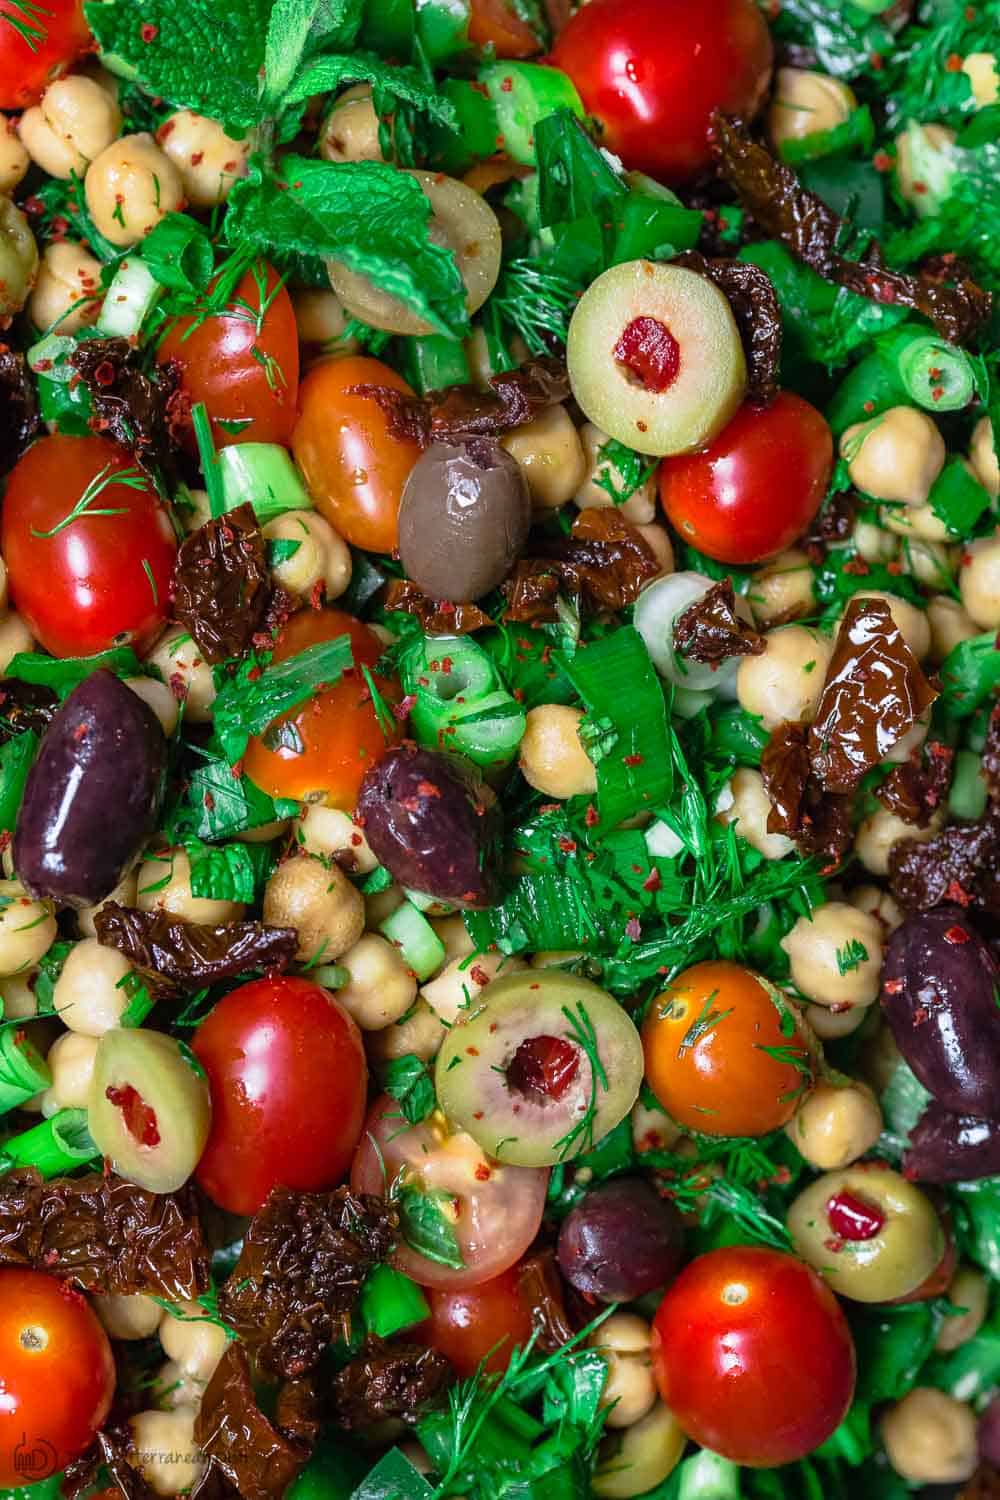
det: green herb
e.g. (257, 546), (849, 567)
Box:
(163, 742), (299, 842)
(118, 971), (156, 1028)
(396, 1179), (465, 1271)
(927, 455), (992, 536)
(184, 838), (273, 902)
(7, 646), (145, 699)
(779, 104), (875, 165)
(266, 537), (302, 566)
(382, 1053), (437, 1125)
(935, 632), (1000, 721)
(348, 1449), (434, 1500)
(151, 1282), (238, 1341)
(1, 0), (49, 48)
(141, 212), (216, 293)
(592, 439), (658, 505)
(835, 938), (869, 976)
(0, 1108), (98, 1179)
(676, 990), (733, 1056)
(0, 733), (39, 834)
(31, 941), (74, 1017)
(30, 463), (148, 539)
(211, 634), (353, 764)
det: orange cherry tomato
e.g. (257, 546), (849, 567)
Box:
(468, 0), (540, 57)
(291, 356), (422, 553)
(642, 959), (813, 1137)
(243, 607), (402, 809)
(418, 1265), (536, 1376)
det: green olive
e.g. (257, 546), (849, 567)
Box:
(787, 1163), (944, 1303)
(88, 1027), (211, 1193)
(434, 970), (643, 1167)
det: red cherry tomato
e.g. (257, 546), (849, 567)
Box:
(2, 435), (176, 658)
(193, 975), (368, 1215)
(550, 0), (772, 184)
(0, 1270), (115, 1484)
(418, 1266), (536, 1376)
(658, 392), (834, 565)
(243, 607), (402, 809)
(0, 0), (92, 109)
(468, 0), (539, 57)
(157, 264), (299, 451)
(651, 1246), (856, 1467)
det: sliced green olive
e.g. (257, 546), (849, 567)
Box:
(434, 970), (643, 1167)
(88, 1027), (211, 1193)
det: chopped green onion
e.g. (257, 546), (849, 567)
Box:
(379, 901), (446, 982)
(0, 1108), (98, 1178)
(217, 443), (313, 523)
(0, 1028), (51, 1116)
(403, 634), (525, 767)
(479, 61), (584, 165)
(676, 1450), (741, 1500)
(927, 456), (992, 537)
(427, 690), (526, 767)
(949, 748), (988, 821)
(400, 334), (470, 395)
(403, 887), (454, 915)
(96, 256), (162, 338)
(140, 213), (215, 294)
(880, 325), (978, 413)
(27, 331), (77, 381)
(359, 1263), (430, 1339)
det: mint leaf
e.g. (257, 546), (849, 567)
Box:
(211, 634), (354, 764)
(284, 51), (458, 133)
(226, 157), (469, 338)
(383, 1054), (437, 1125)
(263, 0), (363, 112)
(185, 838), (273, 902)
(396, 1182), (465, 1271)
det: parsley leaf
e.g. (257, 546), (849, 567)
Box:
(927, 455), (992, 536)
(0, 733), (39, 833)
(185, 838), (273, 903)
(593, 439), (657, 505)
(935, 632), (1000, 721)
(211, 633), (354, 764)
(382, 1053), (437, 1125)
(396, 1181), (465, 1271)
(6, 647), (146, 700)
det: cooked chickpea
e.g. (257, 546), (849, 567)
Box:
(0, 196), (38, 317)
(781, 902), (883, 1007)
(882, 499), (950, 544)
(502, 405), (588, 510)
(159, 1303), (229, 1383)
(94, 1292), (164, 1341)
(319, 84), (384, 163)
(716, 767), (795, 861)
(592, 1402), (686, 1499)
(881, 1388), (977, 1485)
(19, 105), (85, 179)
(803, 1002), (867, 1041)
(855, 804), (944, 877)
(519, 704), (597, 799)
(883, 710), (930, 767)
(895, 123), (957, 215)
(630, 1097), (681, 1154)
(785, 1079), (882, 1170)
(0, 611), (34, 671)
(768, 67), (856, 147)
(840, 589), (931, 660)
(137, 847), (243, 925)
(748, 548), (815, 627)
(145, 627), (216, 722)
(124, 675), (179, 737)
(969, 415), (999, 498)
(366, 997), (447, 1065)
(0, 116), (29, 193)
(30, 75), (122, 180)
(421, 950), (525, 1026)
(263, 510), (352, 601)
(336, 932), (418, 1031)
(899, 536), (956, 590)
(77, 867), (139, 939)
(963, 52), (1000, 107)
(464, 324), (530, 390)
(84, 133), (185, 248)
(28, 238), (103, 333)
(151, 1359), (207, 1412)
(292, 288), (355, 349)
(848, 884), (903, 934)
(0, 883), (55, 976)
(0, 972), (37, 1019)
(262, 854), (364, 965)
(180, 487), (214, 535)
(156, 110), (249, 206)
(40, 1029), (99, 1114)
(936, 1265), (989, 1352)
(635, 523), (674, 580)
(51, 937), (132, 1035)
(852, 517), (896, 567)
(295, 803), (376, 874)
(960, 532), (1000, 629)
(590, 1313), (656, 1430)
(574, 422), (656, 524)
(841, 406), (945, 506)
(365, 881), (403, 928)
(736, 625), (831, 730)
(129, 1407), (205, 1497)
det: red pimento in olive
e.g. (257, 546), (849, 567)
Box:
(827, 1190), (885, 1242)
(613, 317), (681, 393)
(506, 1035), (581, 1102)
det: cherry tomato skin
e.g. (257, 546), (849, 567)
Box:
(550, 0), (772, 184)
(157, 264), (299, 451)
(193, 975), (368, 1215)
(642, 960), (813, 1138)
(468, 0), (539, 58)
(0, 0), (92, 109)
(0, 1270), (116, 1483)
(243, 607), (402, 809)
(651, 1247), (856, 1467)
(418, 1267), (536, 1376)
(2, 436), (176, 658)
(659, 393), (834, 566)
(291, 356), (422, 553)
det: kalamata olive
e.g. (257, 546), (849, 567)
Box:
(979, 1396), (1000, 1466)
(397, 439), (531, 603)
(880, 907), (1000, 1119)
(557, 1177), (684, 1302)
(14, 670), (166, 908)
(355, 744), (499, 908)
(904, 1102), (1000, 1184)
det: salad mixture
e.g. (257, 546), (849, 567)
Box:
(2, 0), (1000, 1497)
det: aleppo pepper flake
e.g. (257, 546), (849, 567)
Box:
(69, 338), (182, 473)
(328, 1337), (451, 1429)
(808, 597), (938, 793)
(94, 902), (298, 989)
(889, 811), (1000, 916)
(0, 1167), (209, 1300)
(504, 508), (659, 623)
(760, 721), (853, 868)
(0, 679), (58, 744)
(0, 345), (40, 478)
(383, 580), (493, 636)
(674, 252), (782, 406)
(173, 503), (272, 665)
(350, 356), (571, 447)
(710, 114), (992, 347)
(876, 742), (954, 826)
(194, 1344), (316, 1500)
(674, 578), (764, 666)
(217, 1184), (396, 1380)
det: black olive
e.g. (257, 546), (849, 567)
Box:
(904, 1102), (1000, 1184)
(14, 670), (167, 908)
(557, 1177), (685, 1303)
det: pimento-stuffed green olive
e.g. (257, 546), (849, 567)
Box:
(89, 1028), (212, 1194)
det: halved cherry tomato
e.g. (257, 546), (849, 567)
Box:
(659, 392), (833, 565)
(0, 0), (92, 109)
(417, 1265), (536, 1375)
(642, 959), (814, 1137)
(291, 356), (423, 553)
(157, 263), (299, 451)
(2, 435), (176, 658)
(193, 975), (368, 1215)
(243, 607), (402, 809)
(469, 0), (539, 58)
(651, 1246), (856, 1467)
(551, 0), (772, 184)
(0, 1270), (115, 1484)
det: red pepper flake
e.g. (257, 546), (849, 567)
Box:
(873, 150), (892, 173)
(557, 836), (577, 854)
(945, 52), (963, 71)
(440, 656), (453, 675)
(883, 977), (904, 995)
(944, 879), (973, 907)
(140, 22), (159, 40)
(869, 51), (884, 69)
(416, 780), (442, 799)
(945, 925), (970, 944)
(474, 1163), (491, 1181)
(584, 803), (600, 827)
(394, 694), (415, 721)
(465, 1046), (480, 1057)
(843, 556), (870, 576)
(623, 753), (644, 767)
(625, 916), (642, 941)
(470, 965), (490, 987)
(642, 868), (662, 893)
(203, 792), (215, 811)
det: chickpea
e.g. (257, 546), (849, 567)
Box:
(630, 1097), (681, 1154)
(292, 288), (355, 349)
(883, 710), (930, 767)
(574, 422), (656, 524)
(180, 487), (214, 535)
(895, 123), (957, 215)
(94, 1292), (164, 1341)
(51, 937), (132, 1035)
(28, 238), (103, 334)
(428, 914), (473, 967)
(803, 1002), (867, 1041)
(785, 1079), (882, 1170)
(839, 589), (931, 660)
(502, 406), (588, 510)
(881, 499), (950, 544)
(129, 1407), (205, 1497)
(881, 1388), (977, 1486)
(137, 847), (243, 925)
(899, 536), (956, 591)
(855, 803), (940, 876)
(853, 517), (896, 566)
(0, 195), (38, 317)
(263, 510), (352, 601)
(150, 1359), (207, 1412)
(145, 627), (216, 722)
(464, 324), (530, 389)
(963, 52), (1000, 107)
(40, 1029), (99, 1114)
(366, 997), (447, 1065)
(592, 1402), (686, 1499)
(84, 133), (185, 248)
(0, 972), (37, 1019)
(19, 106), (85, 179)
(336, 932), (418, 1031)
(421, 950), (526, 1026)
(0, 116), (29, 193)
(716, 767), (795, 861)
(748, 548), (815, 628)
(319, 84), (384, 164)
(156, 110), (249, 207)
(590, 1313), (656, 1430)
(960, 532), (1000, 629)
(365, 881), (403, 928)
(969, 415), (999, 498)
(736, 625), (831, 730)
(295, 803), (376, 874)
(935, 1265), (990, 1353)
(0, 611), (33, 671)
(781, 902), (883, 1008)
(848, 884), (903, 934)
(124, 675), (179, 737)
(519, 705), (597, 800)
(840, 406), (945, 506)
(635, 523), (674, 580)
(262, 854), (364, 964)
(77, 867), (139, 939)
(29, 75), (122, 181)
(768, 67), (856, 148)
(159, 1302), (229, 1383)
(0, 882), (55, 977)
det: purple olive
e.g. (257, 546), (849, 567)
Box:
(355, 745), (499, 908)
(556, 1177), (685, 1303)
(880, 906), (1000, 1120)
(905, 1102), (1000, 1184)
(14, 670), (166, 908)
(980, 1396), (1000, 1467)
